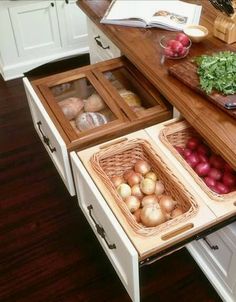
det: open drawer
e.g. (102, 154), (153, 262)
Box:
(145, 118), (236, 220)
(24, 57), (171, 196)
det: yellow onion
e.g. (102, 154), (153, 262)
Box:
(140, 204), (166, 227)
(124, 195), (140, 213)
(133, 208), (142, 223)
(123, 169), (134, 181)
(127, 172), (142, 187)
(159, 195), (177, 213)
(140, 178), (156, 195)
(117, 183), (131, 200)
(134, 160), (151, 175)
(145, 171), (158, 182)
(171, 208), (183, 218)
(131, 184), (144, 200)
(111, 175), (125, 188)
(155, 180), (165, 196)
(141, 195), (158, 207)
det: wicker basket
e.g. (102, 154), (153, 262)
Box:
(159, 120), (236, 202)
(90, 138), (198, 237)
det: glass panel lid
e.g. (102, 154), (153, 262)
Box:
(103, 68), (159, 116)
(50, 77), (116, 134)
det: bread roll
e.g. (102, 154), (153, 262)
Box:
(84, 93), (106, 112)
(118, 89), (142, 107)
(75, 112), (108, 131)
(58, 97), (84, 120)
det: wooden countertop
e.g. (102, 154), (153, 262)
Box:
(78, 0), (236, 169)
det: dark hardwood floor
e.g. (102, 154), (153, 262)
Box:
(0, 55), (222, 302)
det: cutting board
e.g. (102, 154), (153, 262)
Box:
(169, 61), (236, 119)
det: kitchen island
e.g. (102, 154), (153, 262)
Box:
(78, 0), (236, 170)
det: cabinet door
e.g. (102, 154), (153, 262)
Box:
(70, 152), (140, 302)
(9, 1), (61, 57)
(187, 223), (236, 302)
(23, 78), (75, 196)
(56, 0), (88, 49)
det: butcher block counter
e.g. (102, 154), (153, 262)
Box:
(77, 0), (236, 170)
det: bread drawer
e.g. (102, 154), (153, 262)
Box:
(24, 57), (171, 195)
(87, 17), (121, 64)
(187, 222), (236, 302)
(23, 77), (75, 195)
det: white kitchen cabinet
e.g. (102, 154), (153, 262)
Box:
(87, 17), (121, 64)
(0, 0), (88, 80)
(187, 223), (236, 302)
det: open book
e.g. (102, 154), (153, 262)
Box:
(101, 0), (202, 31)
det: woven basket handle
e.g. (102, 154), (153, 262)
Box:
(99, 138), (128, 150)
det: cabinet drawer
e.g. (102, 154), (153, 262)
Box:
(87, 18), (121, 63)
(77, 129), (217, 260)
(70, 152), (140, 302)
(24, 57), (171, 195)
(187, 223), (236, 302)
(23, 78), (75, 196)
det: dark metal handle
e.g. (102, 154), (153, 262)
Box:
(51, 2), (54, 7)
(203, 237), (219, 250)
(65, 0), (69, 4)
(87, 205), (116, 249)
(94, 35), (110, 49)
(37, 121), (56, 153)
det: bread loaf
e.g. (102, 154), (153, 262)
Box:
(75, 112), (108, 131)
(84, 93), (106, 112)
(58, 97), (84, 120)
(118, 89), (142, 107)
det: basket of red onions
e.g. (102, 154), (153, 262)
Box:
(159, 120), (236, 201)
(90, 138), (198, 236)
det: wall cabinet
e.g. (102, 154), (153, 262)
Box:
(0, 0), (88, 80)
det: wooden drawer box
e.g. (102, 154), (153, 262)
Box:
(23, 57), (171, 195)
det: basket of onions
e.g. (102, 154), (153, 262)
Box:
(90, 138), (198, 236)
(159, 120), (236, 202)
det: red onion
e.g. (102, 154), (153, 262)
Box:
(198, 153), (209, 163)
(222, 173), (236, 188)
(186, 137), (200, 150)
(214, 182), (230, 194)
(174, 145), (185, 156)
(195, 162), (211, 176)
(204, 176), (217, 189)
(224, 162), (234, 173)
(208, 168), (222, 181)
(185, 152), (200, 168)
(209, 154), (225, 170)
(197, 144), (210, 156)
(183, 148), (192, 159)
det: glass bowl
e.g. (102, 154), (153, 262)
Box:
(159, 33), (192, 60)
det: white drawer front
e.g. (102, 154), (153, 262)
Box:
(70, 152), (139, 302)
(187, 226), (236, 302)
(87, 18), (121, 64)
(23, 77), (75, 196)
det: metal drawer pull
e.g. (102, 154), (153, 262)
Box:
(51, 2), (54, 7)
(87, 205), (116, 250)
(37, 121), (56, 153)
(94, 35), (110, 49)
(203, 237), (219, 250)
